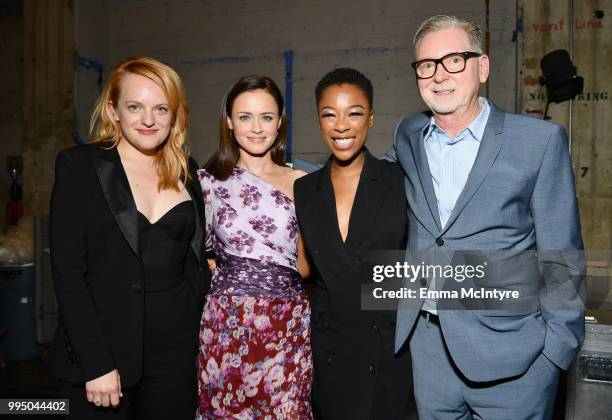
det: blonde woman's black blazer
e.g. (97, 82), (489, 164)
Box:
(48, 143), (211, 385)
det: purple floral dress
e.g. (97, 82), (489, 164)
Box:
(196, 167), (312, 419)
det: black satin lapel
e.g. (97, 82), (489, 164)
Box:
(441, 110), (504, 234)
(320, 171), (344, 247)
(344, 176), (365, 249)
(345, 160), (389, 251)
(186, 173), (203, 262)
(410, 128), (442, 232)
(318, 163), (353, 255)
(93, 155), (139, 255)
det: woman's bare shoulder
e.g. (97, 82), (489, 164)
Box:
(286, 167), (308, 181)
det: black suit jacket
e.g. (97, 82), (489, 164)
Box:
(294, 151), (413, 420)
(48, 144), (211, 385)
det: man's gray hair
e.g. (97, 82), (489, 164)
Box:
(413, 15), (483, 54)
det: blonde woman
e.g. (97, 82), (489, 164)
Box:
(49, 56), (211, 419)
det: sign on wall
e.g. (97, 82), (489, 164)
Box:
(521, 0), (612, 251)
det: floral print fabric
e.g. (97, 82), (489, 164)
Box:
(210, 249), (304, 298)
(196, 168), (313, 419)
(200, 167), (299, 271)
(198, 295), (312, 418)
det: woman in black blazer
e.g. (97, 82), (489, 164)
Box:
(294, 68), (413, 419)
(49, 57), (211, 419)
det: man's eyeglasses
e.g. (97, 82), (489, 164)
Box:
(411, 51), (482, 79)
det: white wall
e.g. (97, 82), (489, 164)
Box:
(76, 0), (517, 164)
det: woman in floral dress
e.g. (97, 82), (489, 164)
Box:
(196, 75), (312, 419)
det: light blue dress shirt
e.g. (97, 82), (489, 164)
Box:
(421, 97), (490, 314)
(424, 97), (490, 228)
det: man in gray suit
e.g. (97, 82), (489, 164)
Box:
(385, 15), (585, 419)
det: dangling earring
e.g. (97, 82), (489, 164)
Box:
(229, 129), (234, 138)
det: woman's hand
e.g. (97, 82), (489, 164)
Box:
(85, 369), (122, 407)
(207, 258), (217, 271)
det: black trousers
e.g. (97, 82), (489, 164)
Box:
(62, 343), (197, 420)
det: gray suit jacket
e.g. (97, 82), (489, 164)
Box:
(388, 102), (585, 382)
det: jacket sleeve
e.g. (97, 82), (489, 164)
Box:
(380, 119), (404, 163)
(196, 168), (214, 253)
(380, 127), (399, 162)
(531, 125), (586, 370)
(188, 157), (212, 297)
(49, 151), (115, 381)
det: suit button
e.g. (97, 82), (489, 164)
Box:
(314, 249), (319, 254)
(355, 259), (361, 265)
(326, 356), (332, 365)
(132, 284), (142, 294)
(369, 365), (376, 374)
(372, 324), (380, 334)
(420, 278), (427, 287)
(436, 237), (444, 246)
(322, 320), (329, 329)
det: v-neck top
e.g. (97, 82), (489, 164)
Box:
(328, 155), (368, 248)
(293, 151), (412, 419)
(294, 151), (409, 318)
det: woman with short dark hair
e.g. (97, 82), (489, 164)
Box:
(294, 68), (413, 419)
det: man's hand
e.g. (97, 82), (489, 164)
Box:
(85, 369), (122, 407)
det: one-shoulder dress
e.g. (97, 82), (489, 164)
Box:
(196, 167), (312, 419)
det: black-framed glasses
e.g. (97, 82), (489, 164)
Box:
(411, 51), (482, 79)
